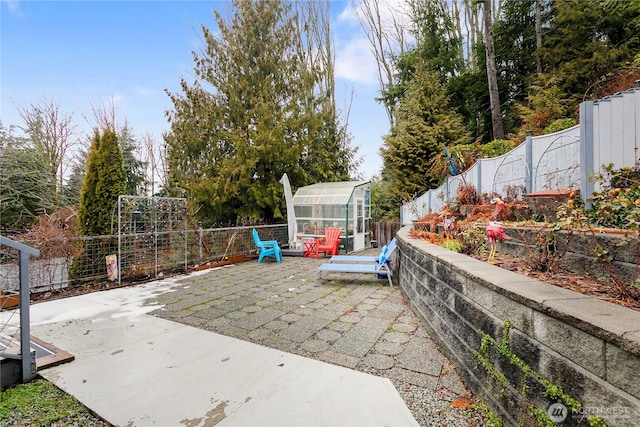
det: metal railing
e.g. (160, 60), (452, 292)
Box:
(0, 236), (39, 386)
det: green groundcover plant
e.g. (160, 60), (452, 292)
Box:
(0, 378), (99, 427)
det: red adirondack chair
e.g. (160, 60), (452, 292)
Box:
(313, 227), (342, 258)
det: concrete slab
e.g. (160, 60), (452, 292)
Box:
(22, 277), (419, 427)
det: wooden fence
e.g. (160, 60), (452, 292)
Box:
(372, 221), (401, 247)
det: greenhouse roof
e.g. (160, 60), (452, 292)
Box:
(292, 181), (369, 206)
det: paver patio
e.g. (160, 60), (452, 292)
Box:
(147, 251), (482, 425)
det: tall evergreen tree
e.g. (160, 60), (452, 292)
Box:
(118, 122), (148, 196)
(381, 68), (470, 206)
(493, 0), (540, 133)
(165, 0), (355, 226)
(76, 129), (126, 236)
(542, 0), (640, 103)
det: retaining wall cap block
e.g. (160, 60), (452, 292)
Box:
(484, 275), (592, 308)
(412, 240), (456, 260)
(465, 281), (535, 334)
(458, 261), (535, 286)
(526, 189), (577, 197)
(533, 310), (606, 377)
(544, 297), (640, 354)
(606, 343), (640, 398)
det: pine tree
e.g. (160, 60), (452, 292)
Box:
(542, 0), (640, 103)
(165, 0), (355, 226)
(381, 68), (470, 205)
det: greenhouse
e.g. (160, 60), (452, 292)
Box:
(292, 181), (371, 253)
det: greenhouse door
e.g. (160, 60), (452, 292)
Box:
(354, 196), (365, 251)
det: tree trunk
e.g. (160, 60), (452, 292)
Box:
(482, 0), (504, 140)
(535, 0), (542, 76)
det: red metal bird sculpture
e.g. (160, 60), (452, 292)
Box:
(486, 221), (511, 262)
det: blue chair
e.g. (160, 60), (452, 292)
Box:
(252, 228), (282, 263)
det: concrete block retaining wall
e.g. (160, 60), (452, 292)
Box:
(396, 226), (640, 426)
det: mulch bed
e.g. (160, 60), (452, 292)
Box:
(469, 251), (640, 312)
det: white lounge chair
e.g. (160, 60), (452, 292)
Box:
(328, 238), (396, 264)
(315, 239), (396, 287)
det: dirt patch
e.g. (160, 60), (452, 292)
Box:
(30, 280), (145, 304)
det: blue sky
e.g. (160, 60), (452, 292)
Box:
(1, 0), (390, 180)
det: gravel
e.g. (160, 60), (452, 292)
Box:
(394, 381), (486, 426)
(355, 363), (487, 427)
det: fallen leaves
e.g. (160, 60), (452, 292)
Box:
(450, 397), (473, 410)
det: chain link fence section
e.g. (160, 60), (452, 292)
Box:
(1, 244), (21, 294)
(0, 237), (75, 294)
(190, 225), (288, 265)
(0, 224), (289, 294)
(1, 236), (114, 294)
(117, 196), (188, 284)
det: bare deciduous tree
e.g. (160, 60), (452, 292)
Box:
(354, 0), (412, 127)
(295, 1), (334, 104)
(87, 97), (117, 132)
(462, 0), (480, 68)
(141, 132), (169, 196)
(17, 97), (78, 199)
